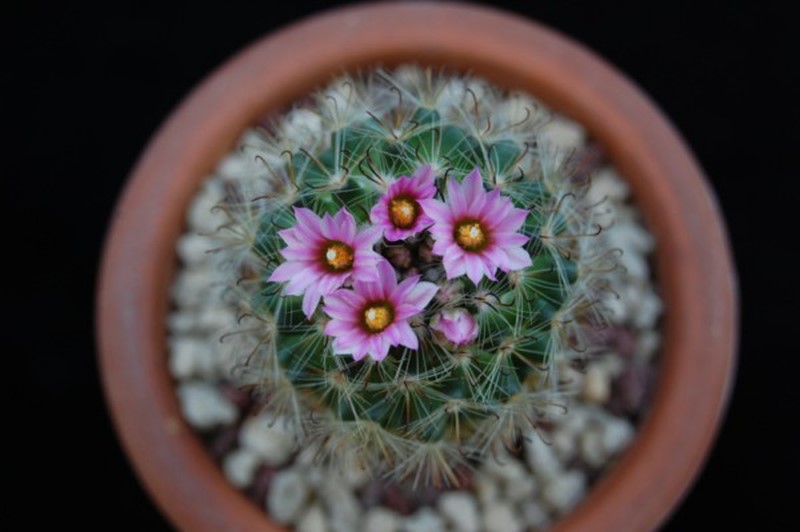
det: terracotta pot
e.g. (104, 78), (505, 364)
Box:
(97, 3), (737, 530)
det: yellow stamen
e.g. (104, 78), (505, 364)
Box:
(389, 196), (419, 229)
(455, 220), (487, 251)
(363, 304), (393, 332)
(323, 241), (354, 271)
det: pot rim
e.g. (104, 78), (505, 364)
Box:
(97, 2), (737, 530)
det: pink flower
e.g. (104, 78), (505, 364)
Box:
(419, 168), (532, 285)
(432, 309), (478, 347)
(370, 165), (437, 241)
(269, 207), (383, 319)
(323, 260), (438, 362)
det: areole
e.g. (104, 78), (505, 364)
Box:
(97, 3), (737, 530)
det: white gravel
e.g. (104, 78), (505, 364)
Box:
(403, 507), (445, 532)
(543, 470), (587, 513)
(296, 504), (327, 532)
(267, 469), (311, 524)
(362, 508), (401, 532)
(222, 448), (261, 488)
(176, 381), (237, 430)
(438, 492), (480, 532)
(482, 502), (523, 532)
(239, 413), (296, 467)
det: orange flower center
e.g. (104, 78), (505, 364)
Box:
(454, 220), (488, 251)
(388, 196), (419, 229)
(322, 241), (354, 271)
(362, 303), (393, 333)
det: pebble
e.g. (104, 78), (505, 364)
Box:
(167, 310), (200, 334)
(171, 269), (212, 308)
(496, 93), (539, 130)
(284, 108), (323, 148)
(196, 307), (233, 332)
(297, 504), (328, 532)
(520, 500), (549, 529)
(550, 427), (578, 462)
(482, 502), (523, 532)
(582, 364), (611, 404)
(187, 180), (227, 234)
(618, 251), (650, 282)
(266, 469), (310, 524)
(438, 492), (479, 532)
(587, 167), (630, 203)
(558, 405), (590, 436)
(540, 118), (586, 156)
(603, 287), (630, 324)
(321, 479), (362, 532)
(222, 448), (261, 488)
(440, 78), (466, 111)
(218, 149), (272, 184)
(633, 292), (663, 329)
(362, 507), (401, 532)
(609, 221), (655, 255)
(504, 473), (538, 504)
(402, 507), (444, 532)
(473, 473), (500, 507)
(602, 417), (635, 456)
(636, 330), (661, 362)
(239, 413), (296, 466)
(169, 337), (218, 379)
(579, 427), (607, 468)
(524, 432), (562, 481)
(543, 470), (586, 512)
(176, 233), (213, 266)
(483, 450), (528, 484)
(177, 381), (237, 430)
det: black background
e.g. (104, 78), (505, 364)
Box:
(8, 1), (796, 529)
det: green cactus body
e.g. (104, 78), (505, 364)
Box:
(217, 67), (610, 486)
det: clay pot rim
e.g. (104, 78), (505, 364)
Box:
(97, 3), (737, 531)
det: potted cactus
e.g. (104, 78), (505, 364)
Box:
(97, 3), (736, 530)
(211, 66), (609, 488)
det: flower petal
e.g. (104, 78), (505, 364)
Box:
(493, 232), (529, 247)
(268, 261), (301, 283)
(463, 253), (486, 285)
(503, 247), (533, 270)
(462, 167), (485, 203)
(442, 246), (467, 279)
(334, 208), (357, 241)
(446, 175), (468, 216)
(279, 246), (318, 261)
(318, 272), (349, 296)
(482, 246), (511, 271)
(364, 335), (389, 361)
(395, 321), (419, 350)
(293, 207), (322, 236)
(301, 284), (322, 319)
(351, 340), (372, 361)
(394, 275), (422, 302)
(329, 288), (367, 309)
(325, 317), (357, 336)
(403, 280), (439, 309)
(353, 224), (384, 248)
(497, 207), (529, 232)
(418, 198), (452, 225)
(376, 259), (398, 294)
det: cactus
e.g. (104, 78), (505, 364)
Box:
(214, 66), (613, 487)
